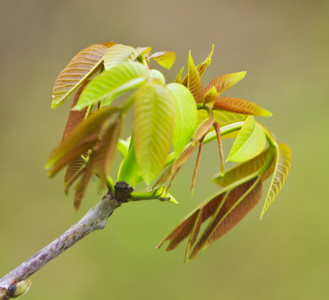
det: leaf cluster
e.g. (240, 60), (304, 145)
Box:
(46, 42), (291, 259)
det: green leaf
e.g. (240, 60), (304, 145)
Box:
(261, 143), (291, 218)
(227, 116), (266, 162)
(213, 97), (272, 116)
(203, 71), (246, 96)
(149, 69), (166, 85)
(182, 45), (214, 86)
(133, 83), (175, 184)
(51, 42), (115, 109)
(174, 66), (185, 84)
(117, 137), (143, 187)
(74, 62), (149, 110)
(203, 86), (219, 103)
(195, 44), (214, 78)
(187, 51), (203, 103)
(148, 51), (176, 69)
(213, 147), (271, 188)
(167, 83), (198, 155)
(104, 44), (140, 70)
(46, 107), (120, 177)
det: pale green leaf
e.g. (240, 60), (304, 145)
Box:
(74, 62), (149, 110)
(117, 137), (143, 187)
(104, 44), (136, 70)
(51, 42), (114, 109)
(167, 83), (198, 155)
(149, 69), (166, 85)
(227, 116), (266, 162)
(133, 83), (175, 184)
(148, 51), (176, 69)
(261, 143), (291, 218)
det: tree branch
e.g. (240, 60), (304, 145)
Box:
(0, 181), (133, 300)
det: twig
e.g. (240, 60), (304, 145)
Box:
(0, 181), (133, 299)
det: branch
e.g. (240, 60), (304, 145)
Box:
(0, 181), (134, 300)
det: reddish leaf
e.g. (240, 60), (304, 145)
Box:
(62, 82), (89, 183)
(157, 178), (263, 260)
(51, 42), (115, 108)
(88, 113), (122, 189)
(46, 107), (120, 177)
(213, 97), (272, 116)
(203, 71), (246, 96)
(213, 122), (225, 175)
(189, 179), (263, 259)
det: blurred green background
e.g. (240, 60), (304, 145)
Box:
(1, 0), (328, 299)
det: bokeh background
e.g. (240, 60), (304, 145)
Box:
(1, 0), (328, 299)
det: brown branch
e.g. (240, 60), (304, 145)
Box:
(0, 181), (133, 300)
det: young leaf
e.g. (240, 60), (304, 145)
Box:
(182, 45), (214, 86)
(157, 178), (263, 261)
(167, 83), (198, 155)
(187, 51), (203, 103)
(117, 137), (143, 187)
(88, 113), (122, 189)
(174, 66), (185, 84)
(133, 83), (175, 184)
(227, 116), (266, 162)
(74, 62), (149, 110)
(46, 107), (120, 177)
(148, 51), (176, 69)
(62, 82), (89, 183)
(213, 147), (272, 188)
(104, 44), (151, 70)
(189, 179), (262, 259)
(195, 44), (214, 77)
(51, 42), (115, 109)
(213, 97), (272, 116)
(203, 86), (219, 104)
(261, 143), (291, 218)
(203, 71), (246, 96)
(149, 69), (166, 85)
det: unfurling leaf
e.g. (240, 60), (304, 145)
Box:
(187, 51), (203, 103)
(203, 86), (219, 104)
(261, 143), (291, 218)
(203, 71), (246, 96)
(157, 178), (263, 260)
(213, 97), (272, 116)
(133, 83), (175, 185)
(148, 51), (176, 69)
(51, 42), (115, 109)
(182, 45), (214, 86)
(74, 62), (149, 110)
(227, 116), (266, 162)
(167, 83), (198, 155)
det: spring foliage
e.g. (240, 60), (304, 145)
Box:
(46, 42), (291, 260)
